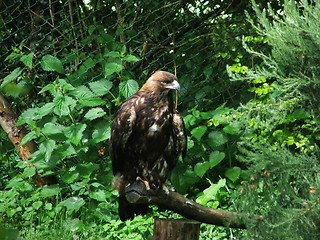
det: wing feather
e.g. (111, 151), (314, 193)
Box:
(172, 110), (187, 159)
(109, 99), (137, 175)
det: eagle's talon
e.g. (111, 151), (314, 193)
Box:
(162, 185), (170, 195)
(136, 176), (151, 191)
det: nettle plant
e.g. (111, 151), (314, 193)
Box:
(1, 35), (141, 226)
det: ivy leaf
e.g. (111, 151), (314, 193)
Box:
(225, 167), (241, 182)
(119, 79), (139, 98)
(191, 126), (207, 141)
(208, 130), (228, 147)
(84, 108), (106, 120)
(20, 52), (33, 68)
(170, 161), (199, 194)
(89, 79), (113, 96)
(104, 62), (122, 77)
(194, 162), (210, 177)
(223, 124), (241, 135)
(1, 67), (22, 88)
(65, 123), (87, 145)
(60, 197), (85, 213)
(53, 95), (77, 116)
(41, 55), (65, 74)
(32, 201), (43, 210)
(209, 151), (225, 168)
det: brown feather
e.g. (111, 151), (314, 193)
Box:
(109, 71), (187, 221)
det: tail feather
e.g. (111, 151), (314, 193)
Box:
(118, 195), (148, 221)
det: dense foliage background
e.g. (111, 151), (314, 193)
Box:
(1, 0), (320, 239)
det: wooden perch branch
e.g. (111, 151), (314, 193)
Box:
(125, 181), (263, 229)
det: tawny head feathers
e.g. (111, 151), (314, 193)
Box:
(141, 71), (180, 93)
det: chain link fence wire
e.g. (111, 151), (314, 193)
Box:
(1, 1), (255, 168)
(1, 0), (252, 106)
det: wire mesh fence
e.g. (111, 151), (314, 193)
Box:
(1, 0), (253, 110)
(0, 0), (256, 184)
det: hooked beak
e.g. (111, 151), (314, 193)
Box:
(166, 80), (180, 92)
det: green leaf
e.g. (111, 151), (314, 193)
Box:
(58, 141), (76, 159)
(41, 55), (65, 74)
(223, 124), (241, 135)
(119, 79), (139, 98)
(191, 126), (207, 141)
(77, 163), (99, 179)
(42, 122), (67, 141)
(17, 102), (55, 125)
(123, 54), (140, 63)
(170, 161), (199, 194)
(39, 139), (56, 162)
(20, 131), (37, 146)
(92, 125), (110, 143)
(208, 131), (228, 147)
(196, 179), (226, 205)
(104, 62), (122, 76)
(89, 79), (113, 96)
(22, 166), (36, 178)
(40, 185), (61, 198)
(106, 51), (121, 58)
(60, 197), (85, 213)
(71, 86), (105, 107)
(32, 201), (43, 210)
(209, 151), (225, 168)
(89, 189), (106, 202)
(61, 171), (79, 184)
(194, 162), (210, 177)
(65, 123), (87, 145)
(53, 95), (77, 116)
(225, 167), (241, 182)
(84, 108), (106, 120)
(20, 52), (33, 68)
(1, 67), (22, 88)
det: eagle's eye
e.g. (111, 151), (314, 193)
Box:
(163, 80), (171, 84)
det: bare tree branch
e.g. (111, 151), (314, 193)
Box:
(125, 180), (263, 229)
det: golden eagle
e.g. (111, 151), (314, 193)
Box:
(109, 71), (187, 221)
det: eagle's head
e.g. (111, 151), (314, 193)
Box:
(141, 71), (180, 94)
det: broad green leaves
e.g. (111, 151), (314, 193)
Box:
(194, 151), (225, 177)
(41, 55), (65, 74)
(89, 80), (113, 96)
(1, 67), (22, 88)
(119, 79), (139, 98)
(191, 126), (207, 141)
(104, 62), (122, 77)
(20, 52), (33, 68)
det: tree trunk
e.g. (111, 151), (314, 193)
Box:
(152, 218), (201, 240)
(0, 93), (35, 160)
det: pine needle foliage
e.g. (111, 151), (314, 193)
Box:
(229, 0), (320, 239)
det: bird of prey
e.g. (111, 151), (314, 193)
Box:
(109, 71), (187, 221)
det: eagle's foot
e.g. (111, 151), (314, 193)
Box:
(136, 176), (151, 191)
(162, 184), (170, 195)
